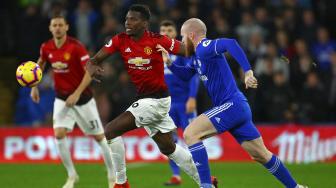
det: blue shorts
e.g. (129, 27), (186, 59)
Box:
(204, 98), (260, 144)
(169, 102), (197, 131)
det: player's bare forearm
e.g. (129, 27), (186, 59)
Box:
(31, 58), (46, 90)
(37, 57), (46, 72)
(91, 48), (109, 65)
(74, 70), (92, 96)
(86, 48), (108, 81)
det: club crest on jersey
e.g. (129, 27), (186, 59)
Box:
(202, 40), (211, 47)
(144, 46), (152, 55)
(128, 57), (150, 66)
(63, 52), (71, 61)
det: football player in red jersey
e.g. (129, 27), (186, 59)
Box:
(30, 15), (115, 188)
(86, 4), (206, 188)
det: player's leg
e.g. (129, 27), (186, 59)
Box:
(151, 131), (200, 185)
(241, 136), (303, 188)
(53, 99), (78, 188)
(75, 98), (116, 186)
(104, 111), (137, 186)
(228, 99), (304, 188)
(55, 128), (79, 181)
(92, 134), (115, 187)
(164, 104), (182, 185)
(183, 114), (218, 188)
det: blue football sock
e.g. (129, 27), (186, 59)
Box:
(264, 155), (297, 188)
(188, 142), (211, 186)
(169, 159), (180, 176)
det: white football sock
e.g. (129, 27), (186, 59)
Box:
(168, 144), (200, 185)
(97, 137), (115, 181)
(108, 136), (127, 184)
(55, 137), (77, 177)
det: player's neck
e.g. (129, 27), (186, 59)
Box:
(130, 30), (145, 41)
(54, 35), (67, 48)
(194, 35), (206, 49)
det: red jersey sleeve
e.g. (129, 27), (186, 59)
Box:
(103, 34), (120, 54)
(76, 43), (90, 67)
(39, 43), (48, 61)
(158, 35), (181, 55)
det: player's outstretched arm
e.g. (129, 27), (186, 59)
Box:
(85, 48), (109, 82)
(157, 44), (195, 81)
(215, 38), (251, 72)
(30, 57), (46, 103)
(65, 70), (92, 107)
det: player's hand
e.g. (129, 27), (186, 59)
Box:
(186, 97), (197, 113)
(65, 92), (80, 107)
(244, 70), (258, 89)
(86, 60), (104, 83)
(156, 44), (172, 66)
(30, 87), (40, 103)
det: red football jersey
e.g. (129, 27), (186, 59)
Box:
(103, 30), (181, 95)
(40, 36), (92, 97)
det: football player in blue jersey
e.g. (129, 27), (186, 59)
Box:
(157, 18), (307, 188)
(160, 20), (200, 186)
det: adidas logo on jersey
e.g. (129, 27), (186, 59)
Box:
(125, 47), (132, 52)
(194, 162), (202, 167)
(215, 117), (221, 123)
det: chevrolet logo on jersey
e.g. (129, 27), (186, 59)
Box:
(52, 61), (68, 70)
(128, 57), (150, 66)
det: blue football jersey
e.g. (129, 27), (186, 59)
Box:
(164, 55), (199, 103)
(171, 38), (251, 106)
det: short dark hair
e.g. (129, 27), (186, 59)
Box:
(160, 20), (176, 28)
(51, 14), (67, 23)
(129, 4), (151, 21)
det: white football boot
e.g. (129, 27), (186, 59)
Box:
(62, 175), (79, 188)
(108, 177), (116, 188)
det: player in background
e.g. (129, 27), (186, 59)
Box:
(158, 18), (308, 188)
(86, 5), (213, 188)
(159, 20), (200, 186)
(30, 15), (115, 188)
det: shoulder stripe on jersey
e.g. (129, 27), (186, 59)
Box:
(169, 39), (175, 51)
(81, 54), (90, 61)
(214, 39), (219, 55)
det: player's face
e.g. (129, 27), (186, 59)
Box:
(125, 11), (147, 36)
(160, 25), (177, 39)
(49, 18), (68, 39)
(181, 27), (195, 56)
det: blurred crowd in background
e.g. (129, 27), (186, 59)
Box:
(0, 0), (336, 126)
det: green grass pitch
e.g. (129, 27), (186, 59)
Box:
(0, 162), (335, 188)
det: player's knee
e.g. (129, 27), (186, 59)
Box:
(156, 141), (176, 155)
(158, 142), (176, 155)
(54, 128), (67, 139)
(93, 134), (105, 142)
(183, 131), (198, 146)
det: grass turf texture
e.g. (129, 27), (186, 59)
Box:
(0, 162), (335, 188)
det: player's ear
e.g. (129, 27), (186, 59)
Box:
(144, 21), (149, 30)
(65, 23), (69, 32)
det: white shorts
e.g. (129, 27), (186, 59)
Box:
(126, 97), (176, 137)
(53, 98), (104, 135)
